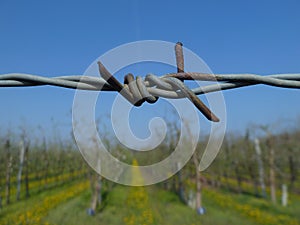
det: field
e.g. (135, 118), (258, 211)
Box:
(0, 126), (300, 225)
(0, 177), (299, 225)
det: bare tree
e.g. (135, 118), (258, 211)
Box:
(185, 120), (204, 214)
(260, 126), (276, 203)
(5, 139), (12, 205)
(42, 136), (50, 189)
(16, 140), (25, 201)
(24, 140), (30, 198)
(232, 146), (243, 194)
(192, 151), (204, 214)
(284, 132), (298, 191)
(254, 138), (266, 198)
(88, 158), (102, 216)
(266, 135), (276, 204)
(176, 161), (186, 204)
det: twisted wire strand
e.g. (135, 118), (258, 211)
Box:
(1, 72), (299, 92)
(0, 42), (299, 122)
(1, 71), (299, 121)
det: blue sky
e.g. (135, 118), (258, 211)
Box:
(0, 0), (299, 140)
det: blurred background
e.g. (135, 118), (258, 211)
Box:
(0, 1), (299, 224)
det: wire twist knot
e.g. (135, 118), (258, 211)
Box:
(97, 61), (220, 122)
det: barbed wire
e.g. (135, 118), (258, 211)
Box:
(0, 42), (299, 122)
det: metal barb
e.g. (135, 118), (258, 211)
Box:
(175, 42), (184, 74)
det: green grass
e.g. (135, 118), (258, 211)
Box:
(44, 185), (260, 225)
(0, 179), (80, 219)
(0, 179), (88, 225)
(1, 183), (300, 225)
(225, 190), (300, 222)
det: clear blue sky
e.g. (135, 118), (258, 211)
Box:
(0, 0), (299, 140)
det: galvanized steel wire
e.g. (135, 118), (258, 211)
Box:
(1, 42), (299, 122)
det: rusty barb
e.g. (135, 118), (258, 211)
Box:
(98, 42), (219, 122)
(1, 42), (300, 122)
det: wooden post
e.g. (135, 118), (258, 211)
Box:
(281, 184), (288, 207)
(5, 139), (12, 205)
(254, 138), (266, 198)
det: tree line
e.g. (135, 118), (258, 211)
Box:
(0, 120), (299, 215)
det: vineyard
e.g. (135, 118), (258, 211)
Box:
(0, 122), (300, 225)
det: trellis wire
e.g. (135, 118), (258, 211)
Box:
(0, 42), (299, 122)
